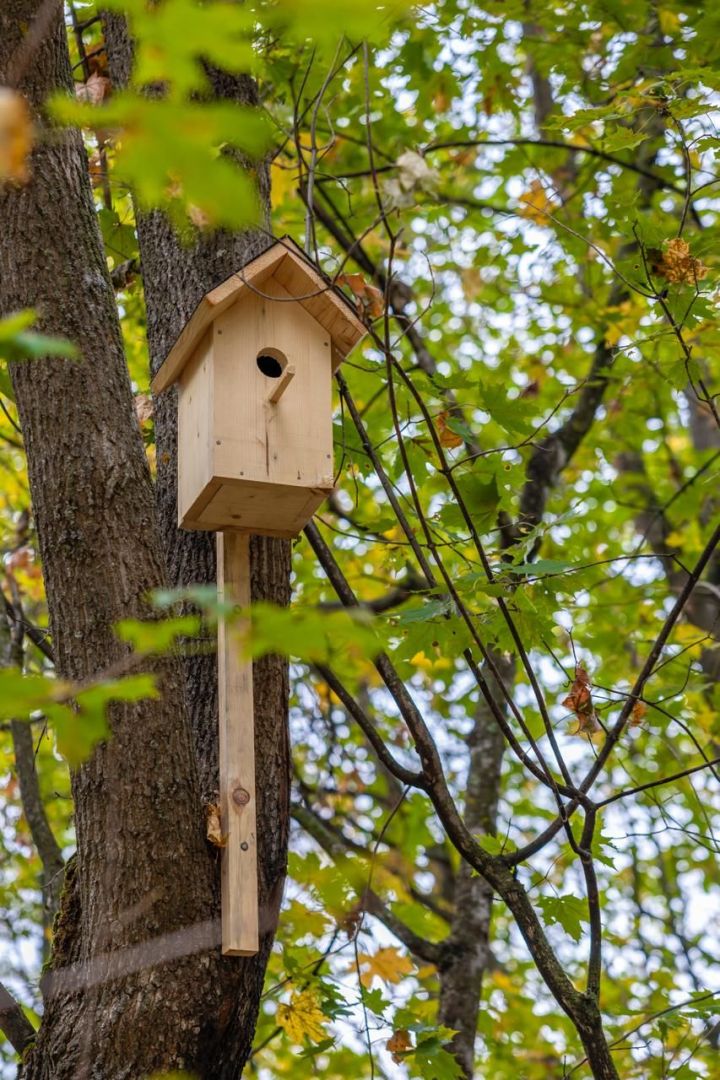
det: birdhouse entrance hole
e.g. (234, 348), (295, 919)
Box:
(256, 348), (286, 379)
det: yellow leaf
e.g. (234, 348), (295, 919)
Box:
(0, 88), (33, 184)
(518, 179), (559, 224)
(270, 154), (298, 208)
(410, 650), (433, 670)
(356, 946), (414, 987)
(665, 530), (685, 549)
(674, 623), (705, 648)
(658, 9), (680, 34)
(461, 267), (484, 300)
(277, 989), (327, 1044)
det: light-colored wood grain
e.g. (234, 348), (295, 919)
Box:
(177, 330), (213, 529)
(267, 364), (295, 404)
(212, 278), (334, 499)
(189, 478), (330, 534)
(151, 237), (365, 393)
(217, 530), (258, 956)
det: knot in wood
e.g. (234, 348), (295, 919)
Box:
(232, 786), (251, 807)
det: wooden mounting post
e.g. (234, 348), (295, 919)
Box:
(217, 530), (258, 956)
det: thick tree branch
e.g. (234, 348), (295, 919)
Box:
(0, 980), (35, 1056)
(11, 720), (65, 919)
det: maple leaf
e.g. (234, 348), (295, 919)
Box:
(0, 88), (33, 184)
(76, 72), (112, 105)
(518, 179), (559, 224)
(276, 989), (327, 1044)
(655, 237), (709, 285)
(562, 663), (602, 735)
(356, 946), (414, 987)
(436, 411), (464, 448)
(387, 1028), (413, 1063)
(336, 272), (384, 320)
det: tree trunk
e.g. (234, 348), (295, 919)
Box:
(438, 653), (510, 1077)
(103, 14), (292, 1075)
(0, 5), (287, 1077)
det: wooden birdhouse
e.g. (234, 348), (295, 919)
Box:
(153, 238), (365, 959)
(151, 235), (366, 538)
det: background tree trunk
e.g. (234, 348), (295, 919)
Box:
(437, 654), (511, 1077)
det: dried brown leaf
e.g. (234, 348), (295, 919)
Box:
(655, 237), (709, 285)
(76, 72), (112, 105)
(630, 700), (647, 727)
(563, 663), (602, 735)
(387, 1029), (413, 1063)
(336, 273), (383, 320)
(205, 802), (226, 848)
(436, 411), (463, 448)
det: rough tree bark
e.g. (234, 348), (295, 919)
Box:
(0, 4), (289, 1077)
(102, 16), (291, 1073)
(437, 654), (511, 1078)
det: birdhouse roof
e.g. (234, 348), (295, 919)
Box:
(151, 236), (367, 394)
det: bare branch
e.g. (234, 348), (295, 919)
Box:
(0, 980), (35, 1055)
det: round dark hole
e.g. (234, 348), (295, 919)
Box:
(256, 353), (284, 378)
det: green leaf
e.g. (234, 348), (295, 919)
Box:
(477, 381), (535, 438)
(116, 614), (202, 654)
(511, 559), (572, 577)
(411, 1036), (464, 1080)
(536, 895), (589, 943)
(0, 311), (78, 363)
(51, 94), (271, 230)
(601, 129), (649, 152)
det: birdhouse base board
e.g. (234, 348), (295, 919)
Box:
(180, 476), (333, 537)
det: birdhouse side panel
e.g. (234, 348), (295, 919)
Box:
(177, 329), (214, 529)
(211, 284), (334, 495)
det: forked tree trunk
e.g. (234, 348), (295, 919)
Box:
(103, 16), (292, 1073)
(0, 4), (289, 1077)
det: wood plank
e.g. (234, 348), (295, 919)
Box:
(217, 531), (258, 956)
(198, 478), (330, 535)
(177, 330), (213, 528)
(266, 364), (295, 404)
